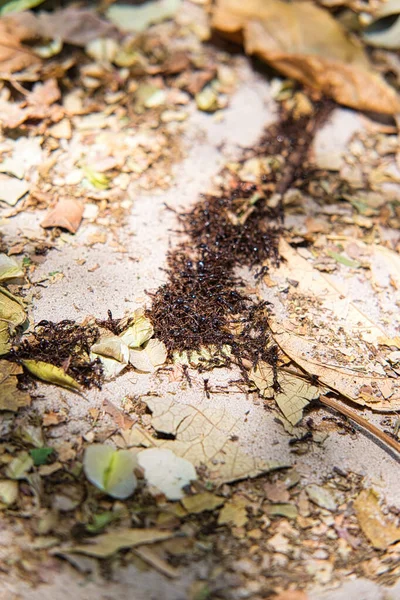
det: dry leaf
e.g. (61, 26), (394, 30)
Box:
(5, 8), (117, 47)
(0, 480), (19, 506)
(21, 359), (81, 391)
(354, 488), (400, 550)
(83, 444), (137, 500)
(250, 362), (320, 425)
(181, 492), (225, 514)
(363, 1), (400, 50)
(107, 0), (181, 33)
(129, 338), (167, 372)
(218, 495), (248, 527)
(133, 546), (180, 579)
(123, 396), (286, 485)
(137, 448), (196, 500)
(90, 335), (129, 379)
(0, 287), (27, 355)
(0, 18), (41, 75)
(41, 198), (84, 233)
(0, 360), (31, 411)
(61, 528), (174, 558)
(305, 484), (337, 511)
(260, 240), (400, 411)
(212, 0), (400, 114)
(0, 174), (29, 206)
(0, 254), (24, 281)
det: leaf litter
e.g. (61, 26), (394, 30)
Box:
(0, 0), (399, 596)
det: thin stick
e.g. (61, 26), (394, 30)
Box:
(319, 395), (400, 455)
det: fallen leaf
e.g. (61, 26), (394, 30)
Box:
(137, 448), (197, 500)
(181, 492), (225, 514)
(250, 362), (320, 425)
(120, 315), (154, 348)
(5, 450), (34, 479)
(107, 0), (181, 33)
(0, 174), (29, 206)
(0, 254), (24, 281)
(133, 545), (180, 579)
(260, 240), (400, 411)
(21, 359), (81, 391)
(26, 77), (60, 109)
(306, 484), (337, 511)
(61, 528), (174, 558)
(29, 447), (53, 466)
(129, 338), (167, 372)
(90, 335), (129, 379)
(0, 480), (18, 506)
(218, 495), (248, 527)
(0, 288), (27, 355)
(354, 488), (400, 550)
(0, 17), (41, 75)
(49, 118), (72, 140)
(6, 8), (117, 47)
(124, 396), (287, 485)
(265, 503), (298, 519)
(363, 1), (400, 50)
(83, 444), (137, 500)
(41, 198), (84, 234)
(212, 0), (400, 114)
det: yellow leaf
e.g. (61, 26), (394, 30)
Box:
(21, 359), (81, 391)
(0, 360), (31, 411)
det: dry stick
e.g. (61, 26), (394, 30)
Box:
(318, 394), (400, 455)
(278, 365), (400, 454)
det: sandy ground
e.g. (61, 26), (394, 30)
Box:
(1, 59), (400, 599)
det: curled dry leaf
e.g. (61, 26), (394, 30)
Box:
(0, 360), (31, 411)
(250, 361), (320, 425)
(354, 488), (400, 549)
(21, 359), (81, 391)
(41, 198), (84, 234)
(212, 0), (400, 114)
(363, 0), (400, 50)
(120, 315), (154, 348)
(137, 448), (197, 500)
(90, 335), (130, 379)
(0, 174), (29, 206)
(260, 240), (400, 411)
(0, 17), (41, 75)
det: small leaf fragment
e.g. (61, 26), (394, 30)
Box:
(83, 444), (137, 500)
(0, 480), (19, 506)
(305, 484), (337, 512)
(218, 495), (248, 527)
(5, 451), (34, 479)
(21, 359), (81, 391)
(181, 492), (225, 514)
(90, 335), (129, 379)
(129, 338), (167, 372)
(137, 448), (197, 500)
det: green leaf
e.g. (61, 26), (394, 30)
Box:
(29, 447), (54, 466)
(326, 250), (360, 268)
(85, 511), (115, 534)
(0, 0), (46, 15)
(83, 444), (137, 500)
(21, 359), (81, 391)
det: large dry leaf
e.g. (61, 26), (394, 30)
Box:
(0, 286), (26, 355)
(259, 240), (400, 411)
(4, 9), (117, 47)
(123, 396), (286, 485)
(0, 360), (31, 411)
(212, 0), (400, 114)
(61, 529), (174, 558)
(354, 489), (400, 549)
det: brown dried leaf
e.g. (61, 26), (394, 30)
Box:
(61, 528), (174, 558)
(212, 0), (400, 114)
(0, 19), (41, 75)
(0, 360), (31, 411)
(261, 240), (400, 411)
(354, 489), (400, 549)
(218, 495), (248, 527)
(41, 198), (84, 233)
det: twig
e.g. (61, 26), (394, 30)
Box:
(318, 394), (400, 455)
